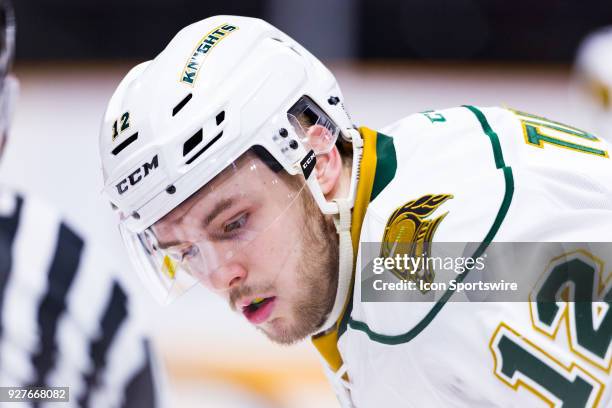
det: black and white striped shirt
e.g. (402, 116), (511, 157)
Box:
(0, 189), (161, 407)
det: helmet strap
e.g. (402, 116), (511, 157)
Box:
(345, 128), (363, 209)
(317, 197), (353, 333)
(313, 128), (362, 333)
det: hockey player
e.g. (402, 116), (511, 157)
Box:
(99, 16), (612, 407)
(0, 1), (163, 406)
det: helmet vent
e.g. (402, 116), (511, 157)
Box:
(182, 129), (203, 156)
(111, 132), (139, 156)
(215, 111), (225, 125)
(185, 131), (223, 165)
(172, 93), (193, 117)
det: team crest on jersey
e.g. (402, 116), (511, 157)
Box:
(180, 23), (238, 86)
(380, 194), (453, 287)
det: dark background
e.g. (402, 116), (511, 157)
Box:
(13, 0), (612, 62)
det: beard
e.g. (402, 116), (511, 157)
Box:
(226, 181), (340, 345)
(260, 190), (339, 345)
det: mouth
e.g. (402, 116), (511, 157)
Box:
(241, 296), (277, 325)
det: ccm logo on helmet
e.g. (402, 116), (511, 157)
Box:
(300, 150), (316, 179)
(116, 155), (159, 195)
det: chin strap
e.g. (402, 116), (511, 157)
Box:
(317, 197), (354, 333)
(313, 128), (362, 334)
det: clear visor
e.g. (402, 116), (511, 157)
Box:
(121, 147), (308, 305)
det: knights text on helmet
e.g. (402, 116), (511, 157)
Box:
(180, 23), (238, 86)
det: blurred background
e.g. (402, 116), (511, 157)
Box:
(2, 0), (612, 406)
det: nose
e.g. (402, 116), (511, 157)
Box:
(208, 262), (247, 292)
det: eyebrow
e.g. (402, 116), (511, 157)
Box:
(156, 238), (182, 250)
(155, 197), (236, 249)
(203, 197), (235, 227)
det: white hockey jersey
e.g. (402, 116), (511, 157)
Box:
(312, 106), (612, 408)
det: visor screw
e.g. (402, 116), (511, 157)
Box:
(131, 211), (140, 220)
(289, 139), (298, 150)
(279, 128), (288, 137)
(166, 185), (176, 194)
(328, 96), (340, 105)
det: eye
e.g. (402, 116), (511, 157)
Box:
(167, 244), (199, 262)
(183, 245), (199, 260)
(223, 213), (248, 234)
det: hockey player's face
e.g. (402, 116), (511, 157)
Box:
(153, 153), (338, 344)
(227, 189), (338, 344)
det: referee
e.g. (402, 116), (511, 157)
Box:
(0, 1), (163, 406)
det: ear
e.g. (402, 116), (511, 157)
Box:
(306, 125), (343, 198)
(315, 146), (343, 197)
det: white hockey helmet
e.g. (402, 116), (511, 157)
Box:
(572, 26), (612, 142)
(99, 16), (357, 304)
